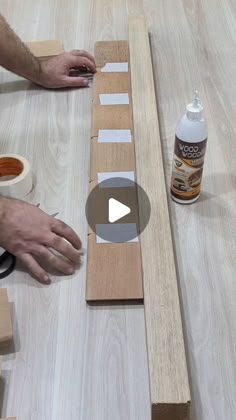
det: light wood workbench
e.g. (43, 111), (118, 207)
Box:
(0, 1), (235, 419)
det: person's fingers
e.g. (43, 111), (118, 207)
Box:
(20, 253), (51, 284)
(63, 76), (90, 88)
(49, 235), (81, 264)
(34, 245), (75, 275)
(51, 219), (82, 250)
(70, 55), (96, 73)
(71, 49), (96, 65)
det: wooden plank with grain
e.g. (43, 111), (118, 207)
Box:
(128, 15), (191, 419)
(86, 40), (143, 302)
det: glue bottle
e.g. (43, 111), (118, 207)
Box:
(170, 90), (208, 204)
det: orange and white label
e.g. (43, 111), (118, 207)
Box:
(170, 136), (207, 201)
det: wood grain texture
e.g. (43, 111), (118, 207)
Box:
(25, 40), (64, 60)
(95, 41), (129, 68)
(93, 72), (130, 104)
(87, 234), (143, 301)
(129, 16), (191, 418)
(90, 139), (135, 181)
(91, 105), (132, 137)
(0, 1), (236, 420)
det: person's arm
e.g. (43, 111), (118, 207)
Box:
(0, 14), (96, 88)
(0, 196), (82, 284)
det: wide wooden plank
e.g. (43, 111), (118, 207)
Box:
(86, 40), (143, 302)
(128, 16), (191, 419)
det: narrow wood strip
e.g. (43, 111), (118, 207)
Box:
(128, 16), (191, 419)
(0, 301), (13, 343)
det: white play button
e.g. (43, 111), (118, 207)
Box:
(108, 198), (131, 223)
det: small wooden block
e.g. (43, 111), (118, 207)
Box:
(0, 418), (17, 420)
(0, 301), (13, 343)
(0, 289), (8, 304)
(93, 72), (130, 104)
(26, 40), (64, 61)
(91, 105), (132, 137)
(95, 41), (129, 68)
(152, 404), (190, 420)
(90, 138), (135, 181)
(86, 234), (143, 301)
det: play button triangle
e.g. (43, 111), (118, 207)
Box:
(108, 198), (131, 223)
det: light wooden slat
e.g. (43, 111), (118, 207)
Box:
(128, 15), (191, 419)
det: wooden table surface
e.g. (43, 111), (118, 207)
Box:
(0, 1), (235, 419)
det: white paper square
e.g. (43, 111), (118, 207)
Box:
(98, 129), (132, 143)
(99, 93), (129, 105)
(101, 62), (128, 72)
(97, 171), (135, 187)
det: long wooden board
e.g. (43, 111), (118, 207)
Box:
(128, 16), (191, 419)
(86, 41), (143, 302)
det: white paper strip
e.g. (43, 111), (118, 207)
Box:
(99, 93), (129, 105)
(101, 62), (128, 72)
(97, 171), (135, 187)
(98, 129), (132, 143)
(95, 223), (139, 244)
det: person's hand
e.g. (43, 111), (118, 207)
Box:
(37, 49), (96, 89)
(0, 197), (82, 284)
